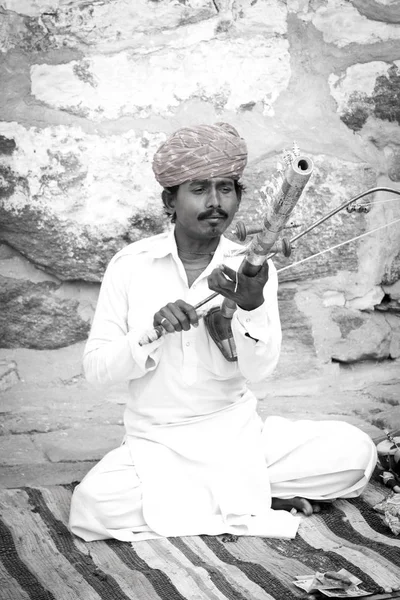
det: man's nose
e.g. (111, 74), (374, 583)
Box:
(206, 185), (220, 207)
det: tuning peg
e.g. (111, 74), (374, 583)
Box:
(234, 223), (292, 256)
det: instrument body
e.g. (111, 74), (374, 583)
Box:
(211, 153), (314, 361)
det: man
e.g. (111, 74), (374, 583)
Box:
(69, 123), (377, 542)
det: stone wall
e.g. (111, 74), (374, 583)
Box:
(1, 0), (400, 378)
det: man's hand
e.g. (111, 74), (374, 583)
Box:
(207, 261), (269, 312)
(153, 300), (199, 333)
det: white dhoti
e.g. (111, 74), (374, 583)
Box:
(69, 412), (377, 543)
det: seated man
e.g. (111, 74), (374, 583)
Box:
(69, 123), (377, 542)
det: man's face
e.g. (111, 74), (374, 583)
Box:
(170, 177), (240, 240)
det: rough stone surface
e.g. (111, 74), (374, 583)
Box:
(351, 0), (400, 25)
(330, 307), (393, 362)
(0, 462), (97, 488)
(0, 342), (86, 385)
(347, 286), (385, 310)
(0, 1), (400, 371)
(0, 435), (45, 466)
(30, 38), (290, 121)
(32, 425), (125, 462)
(368, 404), (400, 431)
(385, 312), (400, 358)
(0, 378), (126, 436)
(384, 279), (400, 300)
(308, 0), (400, 48)
(383, 248), (400, 286)
(0, 275), (91, 349)
(0, 359), (19, 392)
(271, 284), (320, 380)
(0, 123), (166, 280)
(1, 0), (218, 52)
(385, 145), (400, 181)
(329, 61), (400, 132)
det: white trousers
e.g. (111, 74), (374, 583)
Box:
(69, 417), (377, 542)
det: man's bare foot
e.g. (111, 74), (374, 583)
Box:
(271, 497), (321, 517)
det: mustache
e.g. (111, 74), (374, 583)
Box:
(198, 208), (228, 220)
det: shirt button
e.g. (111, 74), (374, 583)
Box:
(186, 342), (190, 346)
(246, 318), (251, 323)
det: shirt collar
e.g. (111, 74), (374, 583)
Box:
(150, 226), (177, 259)
(150, 225), (236, 264)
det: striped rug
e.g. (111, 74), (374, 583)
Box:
(1, 481), (400, 600)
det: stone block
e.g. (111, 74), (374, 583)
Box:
(0, 359), (19, 391)
(351, 0), (400, 24)
(1, 0), (217, 52)
(323, 291), (346, 308)
(346, 286), (385, 311)
(0, 435), (46, 466)
(30, 37), (290, 120)
(231, 0), (287, 33)
(0, 251), (60, 283)
(0, 461), (97, 488)
(382, 249), (400, 287)
(385, 313), (400, 359)
(308, 0), (400, 48)
(329, 61), (400, 133)
(385, 145), (400, 182)
(32, 425), (125, 463)
(383, 281), (400, 301)
(0, 122), (166, 281)
(267, 285), (321, 383)
(0, 343), (85, 385)
(370, 406), (400, 431)
(0, 275), (90, 349)
(365, 380), (400, 406)
(331, 308), (392, 362)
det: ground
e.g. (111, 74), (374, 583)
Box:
(0, 341), (399, 489)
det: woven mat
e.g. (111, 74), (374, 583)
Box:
(1, 481), (400, 600)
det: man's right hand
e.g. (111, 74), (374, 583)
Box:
(153, 300), (199, 333)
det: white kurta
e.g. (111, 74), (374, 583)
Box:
(69, 228), (377, 542)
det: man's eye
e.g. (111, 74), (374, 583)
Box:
(221, 186), (233, 193)
(193, 187), (204, 194)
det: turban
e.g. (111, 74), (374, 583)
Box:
(152, 122), (248, 188)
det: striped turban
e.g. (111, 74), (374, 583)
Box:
(152, 123), (248, 188)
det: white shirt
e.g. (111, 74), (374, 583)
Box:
(82, 228), (299, 538)
(84, 227), (282, 433)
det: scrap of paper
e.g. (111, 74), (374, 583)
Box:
(293, 569), (372, 597)
(373, 492), (400, 535)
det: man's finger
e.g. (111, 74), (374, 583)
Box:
(209, 269), (234, 291)
(176, 300), (199, 328)
(220, 264), (237, 281)
(154, 310), (178, 332)
(256, 260), (269, 282)
(167, 303), (192, 331)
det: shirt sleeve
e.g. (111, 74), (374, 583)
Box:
(231, 260), (282, 383)
(83, 254), (164, 386)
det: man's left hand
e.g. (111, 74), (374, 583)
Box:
(207, 262), (269, 312)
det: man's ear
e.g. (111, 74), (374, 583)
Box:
(162, 189), (176, 217)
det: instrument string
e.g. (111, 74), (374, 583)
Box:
(277, 216), (400, 274)
(355, 197), (400, 207)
